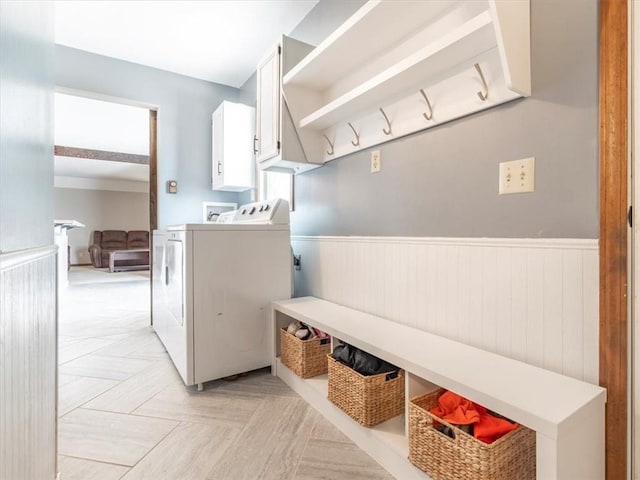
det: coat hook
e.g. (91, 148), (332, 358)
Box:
(347, 122), (360, 147)
(474, 63), (488, 101)
(379, 108), (392, 135)
(419, 89), (433, 121)
(323, 134), (335, 155)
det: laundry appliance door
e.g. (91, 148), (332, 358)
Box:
(166, 239), (184, 326)
(152, 232), (191, 385)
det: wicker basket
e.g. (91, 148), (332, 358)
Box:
(280, 328), (331, 378)
(409, 389), (536, 480)
(327, 353), (405, 427)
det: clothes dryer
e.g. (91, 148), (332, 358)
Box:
(152, 199), (291, 389)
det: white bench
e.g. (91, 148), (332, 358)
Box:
(270, 296), (605, 480)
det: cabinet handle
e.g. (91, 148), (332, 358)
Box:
(253, 135), (258, 155)
(165, 265), (169, 286)
(217, 161), (222, 175)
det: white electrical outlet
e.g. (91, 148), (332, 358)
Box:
(371, 150), (381, 173)
(499, 157), (535, 194)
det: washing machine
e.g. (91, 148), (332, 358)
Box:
(152, 198), (291, 389)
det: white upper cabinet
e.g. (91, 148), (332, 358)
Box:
(255, 35), (323, 175)
(212, 101), (255, 192)
(283, 0), (531, 162)
(256, 49), (280, 163)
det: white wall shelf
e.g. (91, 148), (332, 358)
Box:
(271, 297), (605, 480)
(283, 1), (453, 90)
(283, 0), (531, 163)
(297, 12), (494, 130)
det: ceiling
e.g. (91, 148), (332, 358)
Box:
(54, 0), (319, 88)
(54, 92), (150, 185)
(54, 156), (149, 182)
(55, 93), (149, 155)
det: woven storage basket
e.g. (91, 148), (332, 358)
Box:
(280, 328), (331, 378)
(409, 389), (536, 480)
(327, 353), (405, 427)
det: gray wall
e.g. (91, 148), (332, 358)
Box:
(0, 1), (54, 252)
(55, 188), (149, 264)
(238, 72), (257, 108)
(55, 46), (241, 228)
(0, 3), (58, 480)
(287, 0), (598, 239)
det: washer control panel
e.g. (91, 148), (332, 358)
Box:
(232, 198), (289, 224)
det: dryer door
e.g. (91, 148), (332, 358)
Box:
(166, 239), (184, 326)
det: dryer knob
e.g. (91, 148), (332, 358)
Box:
(263, 204), (270, 211)
(249, 207), (256, 214)
(241, 209), (247, 214)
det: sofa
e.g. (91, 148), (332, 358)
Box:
(88, 230), (149, 270)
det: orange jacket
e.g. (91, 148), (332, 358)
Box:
(430, 391), (518, 444)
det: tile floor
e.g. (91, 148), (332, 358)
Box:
(57, 266), (393, 480)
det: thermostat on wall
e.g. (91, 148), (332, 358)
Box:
(167, 180), (178, 194)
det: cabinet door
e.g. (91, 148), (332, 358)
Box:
(256, 47), (280, 163)
(212, 102), (255, 191)
(211, 106), (224, 189)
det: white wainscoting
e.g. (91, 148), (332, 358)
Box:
(291, 236), (599, 384)
(0, 246), (58, 480)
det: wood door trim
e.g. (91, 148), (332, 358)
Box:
(599, 1), (628, 479)
(54, 145), (149, 164)
(149, 110), (158, 231)
(149, 110), (158, 326)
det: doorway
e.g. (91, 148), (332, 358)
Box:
(53, 91), (163, 477)
(53, 90), (157, 265)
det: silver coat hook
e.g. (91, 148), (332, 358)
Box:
(347, 122), (360, 147)
(474, 63), (488, 101)
(323, 134), (335, 155)
(420, 89), (433, 120)
(379, 108), (392, 135)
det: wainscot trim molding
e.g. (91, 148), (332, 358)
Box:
(292, 236), (598, 250)
(0, 245), (58, 272)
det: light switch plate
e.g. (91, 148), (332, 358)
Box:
(371, 150), (381, 173)
(499, 157), (535, 195)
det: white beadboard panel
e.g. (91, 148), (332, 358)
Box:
(510, 248), (528, 363)
(292, 236), (599, 383)
(562, 250), (584, 380)
(525, 248), (544, 369)
(1, 246), (58, 480)
(466, 246), (484, 349)
(481, 246), (498, 354)
(582, 250), (600, 385)
(542, 249), (563, 374)
(495, 247), (512, 358)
